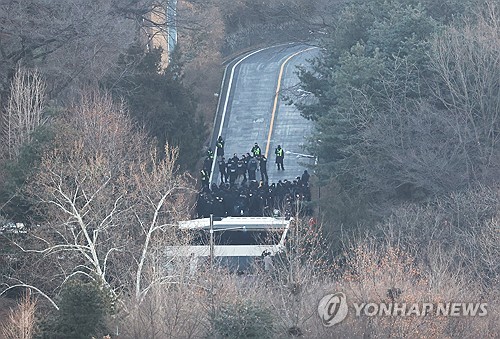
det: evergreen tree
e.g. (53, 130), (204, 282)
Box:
(297, 0), (498, 232)
(41, 280), (110, 339)
(294, 0), (472, 229)
(0, 125), (55, 220)
(107, 44), (205, 170)
(298, 0), (438, 188)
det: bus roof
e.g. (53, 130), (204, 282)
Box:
(178, 216), (290, 231)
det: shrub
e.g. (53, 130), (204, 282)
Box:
(212, 300), (275, 338)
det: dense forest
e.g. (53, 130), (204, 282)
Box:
(0, 0), (498, 338)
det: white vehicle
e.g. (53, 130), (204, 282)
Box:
(0, 222), (27, 235)
(166, 216), (290, 271)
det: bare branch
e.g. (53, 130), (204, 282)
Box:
(0, 284), (58, 311)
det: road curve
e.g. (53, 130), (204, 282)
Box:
(210, 44), (318, 185)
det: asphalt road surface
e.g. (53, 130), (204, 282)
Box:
(210, 43), (319, 185)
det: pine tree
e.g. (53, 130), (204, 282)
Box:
(43, 280), (110, 339)
(107, 44), (205, 170)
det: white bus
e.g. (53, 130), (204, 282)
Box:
(166, 216), (290, 271)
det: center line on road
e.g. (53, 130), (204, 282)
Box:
(264, 47), (317, 158)
(209, 45), (280, 182)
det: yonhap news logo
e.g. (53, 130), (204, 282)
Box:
(318, 291), (488, 326)
(317, 292), (349, 326)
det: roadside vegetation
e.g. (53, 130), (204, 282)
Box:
(0, 0), (498, 338)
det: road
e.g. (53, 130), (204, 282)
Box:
(210, 43), (318, 185)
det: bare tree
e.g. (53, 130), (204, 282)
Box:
(2, 90), (195, 308)
(358, 99), (469, 199)
(252, 214), (332, 337)
(118, 276), (207, 338)
(0, 1), (136, 99)
(1, 67), (46, 160)
(0, 0), (198, 102)
(329, 240), (496, 338)
(430, 0), (500, 181)
(376, 184), (500, 290)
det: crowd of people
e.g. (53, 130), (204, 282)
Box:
(197, 137), (312, 218)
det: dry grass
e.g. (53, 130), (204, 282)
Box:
(0, 297), (18, 329)
(0, 293), (37, 339)
(113, 218), (498, 338)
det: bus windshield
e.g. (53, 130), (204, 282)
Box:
(189, 229), (284, 246)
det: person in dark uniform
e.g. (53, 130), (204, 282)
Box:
(247, 155), (258, 181)
(237, 159), (246, 184)
(301, 170), (310, 185)
(207, 149), (214, 160)
(216, 136), (224, 160)
(196, 192), (211, 218)
(200, 169), (209, 189)
(275, 145), (284, 170)
(228, 159), (238, 187)
(203, 155), (212, 174)
(232, 153), (239, 163)
(213, 188), (225, 217)
(259, 155), (269, 183)
(243, 153), (251, 180)
(218, 157), (228, 184)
